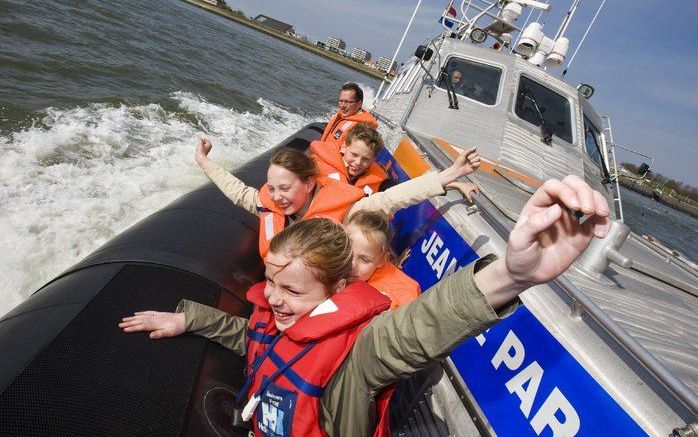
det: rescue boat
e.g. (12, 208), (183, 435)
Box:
(1, 1), (697, 436)
(371, 1), (698, 435)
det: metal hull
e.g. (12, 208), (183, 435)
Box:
(374, 37), (697, 436)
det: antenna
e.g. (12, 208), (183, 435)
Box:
(562, 0), (607, 78)
(554, 0), (581, 40)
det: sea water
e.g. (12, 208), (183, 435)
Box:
(1, 0), (695, 318)
(0, 0), (376, 316)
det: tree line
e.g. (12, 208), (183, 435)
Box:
(621, 163), (698, 203)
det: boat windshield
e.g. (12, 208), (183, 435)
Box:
(515, 76), (573, 143)
(437, 57), (501, 105)
(583, 116), (604, 167)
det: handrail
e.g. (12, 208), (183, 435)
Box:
(404, 125), (698, 416)
(602, 116), (625, 221)
(459, 0), (524, 36)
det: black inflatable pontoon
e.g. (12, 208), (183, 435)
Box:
(0, 123), (326, 436)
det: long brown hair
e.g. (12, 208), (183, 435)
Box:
(269, 147), (317, 182)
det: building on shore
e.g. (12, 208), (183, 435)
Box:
(325, 36), (346, 51)
(200, 0), (228, 6)
(377, 56), (396, 73)
(351, 48), (371, 63)
(252, 15), (295, 35)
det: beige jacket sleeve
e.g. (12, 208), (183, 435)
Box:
(320, 255), (520, 436)
(175, 299), (249, 356)
(346, 171), (445, 218)
(199, 158), (262, 216)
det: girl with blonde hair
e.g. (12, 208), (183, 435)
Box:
(346, 211), (419, 310)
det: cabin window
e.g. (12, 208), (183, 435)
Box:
(515, 76), (573, 143)
(385, 62), (411, 99)
(395, 63), (414, 93)
(437, 57), (501, 105)
(384, 74), (400, 99)
(402, 61), (422, 93)
(583, 116), (604, 168)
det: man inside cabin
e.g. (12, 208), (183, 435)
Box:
(320, 82), (378, 149)
(450, 70), (466, 95)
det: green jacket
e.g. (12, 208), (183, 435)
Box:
(176, 255), (518, 436)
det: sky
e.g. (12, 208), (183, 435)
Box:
(228, 0), (698, 186)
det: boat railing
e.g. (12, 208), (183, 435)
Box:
(404, 126), (698, 417)
(441, 0), (523, 36)
(601, 116), (625, 221)
(601, 116), (657, 223)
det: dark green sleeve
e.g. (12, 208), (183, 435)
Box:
(175, 299), (249, 356)
(352, 255), (518, 389)
(320, 255), (519, 436)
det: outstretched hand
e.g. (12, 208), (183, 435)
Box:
(119, 311), (186, 339)
(475, 175), (610, 308)
(438, 147), (480, 187)
(195, 137), (213, 167)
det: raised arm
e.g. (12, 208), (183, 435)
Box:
(347, 147), (481, 217)
(474, 175), (610, 308)
(341, 175), (610, 392)
(195, 137), (262, 216)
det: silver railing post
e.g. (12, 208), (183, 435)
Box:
(602, 116), (624, 222)
(375, 0), (423, 102)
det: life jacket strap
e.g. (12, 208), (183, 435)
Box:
(236, 334), (282, 404)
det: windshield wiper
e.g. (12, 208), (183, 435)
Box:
(520, 86), (553, 144)
(586, 126), (612, 183)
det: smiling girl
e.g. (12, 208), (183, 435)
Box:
(195, 137), (480, 257)
(346, 211), (419, 310)
(120, 175), (611, 436)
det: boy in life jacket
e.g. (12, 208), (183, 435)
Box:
(311, 123), (388, 196)
(195, 137), (481, 258)
(121, 175), (612, 436)
(313, 124), (481, 199)
(320, 82), (378, 150)
(346, 211), (419, 310)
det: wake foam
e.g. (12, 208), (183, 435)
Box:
(0, 92), (322, 317)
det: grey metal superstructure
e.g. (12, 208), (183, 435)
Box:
(372, 2), (697, 435)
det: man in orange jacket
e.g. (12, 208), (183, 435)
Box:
(321, 82), (378, 149)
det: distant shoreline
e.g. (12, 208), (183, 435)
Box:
(181, 0), (386, 81)
(619, 175), (698, 218)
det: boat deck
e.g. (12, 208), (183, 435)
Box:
(467, 159), (698, 395)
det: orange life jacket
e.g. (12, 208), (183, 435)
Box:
(368, 263), (421, 311)
(257, 183), (365, 257)
(320, 110), (378, 149)
(310, 140), (388, 196)
(243, 281), (393, 436)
